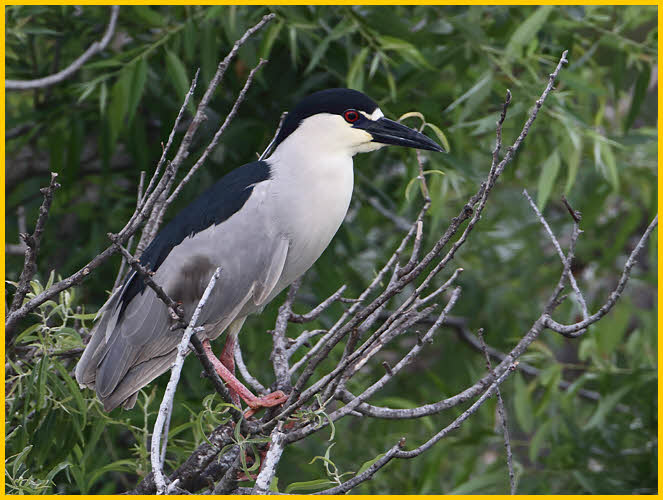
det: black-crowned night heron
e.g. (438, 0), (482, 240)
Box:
(75, 88), (445, 414)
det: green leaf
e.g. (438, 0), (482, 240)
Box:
(513, 372), (534, 433)
(12, 445), (33, 476)
(347, 47), (369, 91)
(288, 26), (298, 66)
(108, 71), (131, 147)
(424, 122), (451, 152)
(386, 69), (396, 101)
(583, 384), (632, 430)
(378, 35), (430, 69)
(624, 65), (651, 133)
(444, 71), (492, 113)
(596, 300), (630, 357)
(71, 311), (98, 320)
(258, 19), (284, 61)
(269, 476), (280, 493)
(505, 6), (554, 59)
(14, 323), (42, 345)
(536, 148), (561, 211)
(306, 20), (356, 75)
(529, 420), (551, 463)
(166, 50), (194, 114)
(356, 452), (386, 476)
(448, 470), (507, 494)
(599, 142), (619, 191)
(98, 81), (108, 116)
(127, 58), (148, 127)
(36, 355), (48, 410)
(86, 459), (137, 489)
(45, 461), (70, 484)
(132, 6), (166, 27)
(405, 170), (445, 202)
(53, 360), (87, 429)
(563, 140), (582, 195)
(305, 37), (332, 75)
(284, 479), (336, 494)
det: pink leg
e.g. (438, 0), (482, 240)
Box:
(219, 333), (239, 406)
(201, 339), (287, 417)
(219, 332), (236, 373)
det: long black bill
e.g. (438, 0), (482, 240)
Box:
(357, 117), (446, 152)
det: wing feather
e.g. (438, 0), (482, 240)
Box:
(76, 178), (292, 410)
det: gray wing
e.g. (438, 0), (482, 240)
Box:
(75, 182), (290, 411)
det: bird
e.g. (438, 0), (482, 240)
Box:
(75, 88), (445, 413)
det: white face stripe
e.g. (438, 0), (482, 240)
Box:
(360, 108), (384, 121)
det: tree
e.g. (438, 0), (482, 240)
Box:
(5, 5), (657, 494)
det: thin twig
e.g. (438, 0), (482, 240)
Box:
(8, 172), (60, 317)
(285, 53), (569, 416)
(259, 111), (288, 161)
(316, 364), (518, 494)
(136, 14), (275, 254)
(235, 337), (267, 395)
(151, 268), (221, 494)
(544, 215), (658, 336)
(165, 58), (269, 207)
(270, 281), (300, 392)
(477, 328), (516, 495)
(288, 285), (347, 324)
(523, 189), (589, 324)
(251, 429), (286, 494)
(113, 171), (146, 290)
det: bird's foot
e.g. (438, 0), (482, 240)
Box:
(244, 390), (287, 418)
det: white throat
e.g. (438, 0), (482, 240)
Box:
(266, 119), (358, 284)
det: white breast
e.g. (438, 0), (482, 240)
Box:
(267, 124), (355, 288)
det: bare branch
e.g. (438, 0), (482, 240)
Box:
(285, 329), (326, 359)
(477, 328), (516, 495)
(394, 363), (518, 459)
(165, 58), (269, 207)
(136, 14), (275, 253)
(448, 316), (630, 412)
(259, 111), (288, 161)
(270, 282), (300, 392)
(492, 89), (512, 169)
(151, 268), (221, 494)
(8, 173), (60, 318)
(523, 189), (589, 324)
(252, 429), (286, 494)
(5, 16), (276, 339)
(283, 288), (462, 443)
(5, 159), (177, 337)
(235, 337), (268, 395)
(544, 215), (658, 336)
(288, 285), (347, 324)
(317, 363), (518, 494)
(112, 171), (146, 290)
(283, 52), (570, 418)
(6, 6), (120, 90)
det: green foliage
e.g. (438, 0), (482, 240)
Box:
(5, 5), (657, 494)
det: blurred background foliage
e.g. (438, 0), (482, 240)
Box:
(5, 5), (657, 494)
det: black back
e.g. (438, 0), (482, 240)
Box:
(118, 161), (271, 313)
(272, 88), (378, 148)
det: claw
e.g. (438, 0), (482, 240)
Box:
(244, 390), (287, 418)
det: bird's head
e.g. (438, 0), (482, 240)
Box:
(271, 88), (445, 157)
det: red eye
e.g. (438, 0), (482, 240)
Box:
(344, 110), (360, 123)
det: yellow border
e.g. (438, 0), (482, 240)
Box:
(2, 3), (660, 499)
(1, 0), (662, 4)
